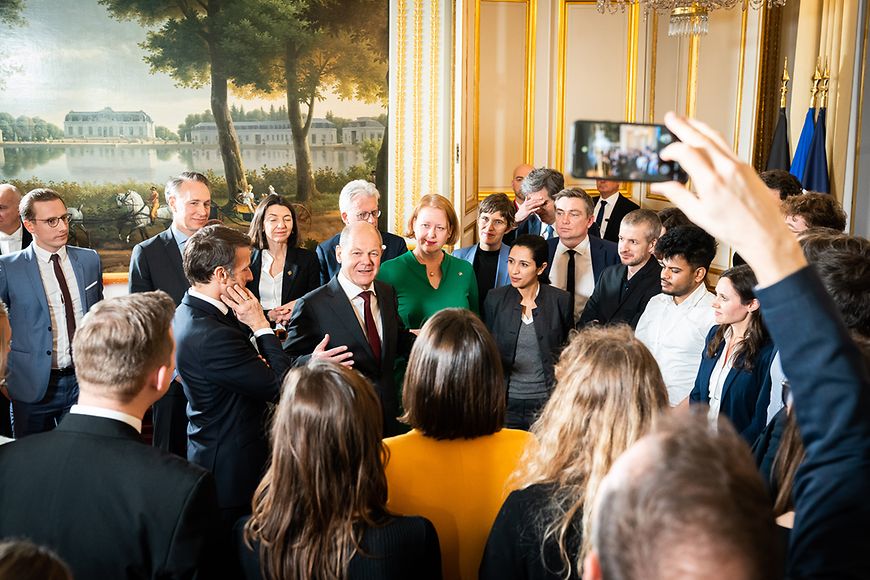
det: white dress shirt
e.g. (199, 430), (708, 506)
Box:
(33, 244), (83, 369)
(0, 225), (24, 255)
(258, 250), (283, 310)
(766, 351), (787, 424)
(635, 282), (716, 405)
(70, 404), (143, 433)
(707, 329), (736, 423)
(593, 196), (618, 239)
(541, 222), (557, 240)
(337, 272), (382, 340)
(551, 237), (595, 319)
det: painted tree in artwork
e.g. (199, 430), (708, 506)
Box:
(99, 0), (248, 199)
(0, 0), (26, 92)
(221, 0), (387, 202)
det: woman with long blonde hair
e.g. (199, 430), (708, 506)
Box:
(238, 361), (441, 580)
(480, 325), (668, 580)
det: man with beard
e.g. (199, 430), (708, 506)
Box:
(577, 209), (662, 329)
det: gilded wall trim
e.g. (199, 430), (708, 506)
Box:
(394, 0), (408, 234)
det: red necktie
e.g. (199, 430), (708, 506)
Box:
(359, 291), (381, 364)
(50, 253), (77, 345)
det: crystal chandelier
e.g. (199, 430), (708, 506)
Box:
(596, 1), (789, 37)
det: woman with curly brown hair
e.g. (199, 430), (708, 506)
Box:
(479, 325), (668, 580)
(238, 361), (441, 580)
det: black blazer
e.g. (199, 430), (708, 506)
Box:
(689, 326), (775, 443)
(236, 514), (442, 580)
(483, 284), (572, 391)
(247, 245), (320, 306)
(173, 292), (292, 515)
(590, 194), (640, 243)
(129, 228), (189, 304)
(755, 267), (870, 578)
(480, 483), (581, 580)
(577, 257), (662, 329)
(0, 413), (224, 579)
(283, 277), (414, 435)
(543, 236), (619, 286)
(316, 230), (408, 285)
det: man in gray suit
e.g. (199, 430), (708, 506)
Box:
(0, 188), (103, 437)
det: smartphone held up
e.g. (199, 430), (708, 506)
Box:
(571, 120), (688, 183)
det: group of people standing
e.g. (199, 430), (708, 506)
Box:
(0, 112), (867, 580)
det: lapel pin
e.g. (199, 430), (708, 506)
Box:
(458, 271), (463, 276)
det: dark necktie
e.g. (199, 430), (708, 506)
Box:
(359, 291), (382, 364)
(565, 249), (576, 317)
(595, 200), (608, 230)
(50, 254), (77, 346)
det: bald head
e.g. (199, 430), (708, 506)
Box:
(512, 164), (535, 200)
(337, 221), (383, 289)
(0, 184), (23, 235)
(585, 413), (779, 580)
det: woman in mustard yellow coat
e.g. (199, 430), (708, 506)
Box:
(384, 308), (533, 580)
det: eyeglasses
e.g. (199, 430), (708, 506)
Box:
(32, 214), (72, 228)
(356, 210), (381, 221)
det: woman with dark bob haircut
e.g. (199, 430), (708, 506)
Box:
(246, 194), (320, 329)
(384, 308), (533, 580)
(483, 235), (572, 430)
(238, 361), (441, 580)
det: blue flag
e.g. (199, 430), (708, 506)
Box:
(802, 108), (829, 193)
(790, 108), (815, 183)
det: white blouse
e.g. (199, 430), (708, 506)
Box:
(258, 250), (283, 310)
(707, 330), (737, 424)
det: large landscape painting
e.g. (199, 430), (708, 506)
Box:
(0, 0), (388, 272)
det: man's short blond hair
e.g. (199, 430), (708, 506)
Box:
(73, 292), (175, 402)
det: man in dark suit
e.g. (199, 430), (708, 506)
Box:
(591, 179), (640, 244)
(0, 183), (31, 438)
(544, 188), (618, 322)
(285, 221), (415, 436)
(129, 171), (212, 456)
(0, 291), (224, 579)
(577, 209), (662, 329)
(174, 225), (292, 525)
(507, 168), (563, 243)
(316, 180), (408, 284)
(0, 184), (33, 255)
(0, 188), (103, 438)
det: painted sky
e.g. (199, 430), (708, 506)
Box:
(0, 0), (385, 130)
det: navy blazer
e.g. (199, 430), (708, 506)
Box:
(129, 228), (189, 305)
(173, 292), (292, 514)
(316, 230), (408, 285)
(247, 245), (320, 306)
(756, 268), (870, 579)
(452, 243), (511, 289)
(689, 326), (775, 443)
(543, 236), (619, 285)
(283, 277), (414, 436)
(0, 244), (103, 403)
(483, 283), (573, 391)
(0, 413), (225, 578)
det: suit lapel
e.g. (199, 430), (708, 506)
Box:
(67, 248), (88, 308)
(495, 244), (511, 287)
(282, 248), (300, 304)
(24, 246), (50, 316)
(162, 229), (187, 289)
(325, 278), (374, 360)
(375, 281), (396, 364)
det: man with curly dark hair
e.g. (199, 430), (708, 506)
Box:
(635, 225), (718, 406)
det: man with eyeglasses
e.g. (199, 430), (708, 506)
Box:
(0, 188), (103, 437)
(316, 180), (408, 284)
(453, 193), (515, 312)
(128, 171), (212, 457)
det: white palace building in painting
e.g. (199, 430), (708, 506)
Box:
(64, 107), (155, 140)
(190, 119), (339, 146)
